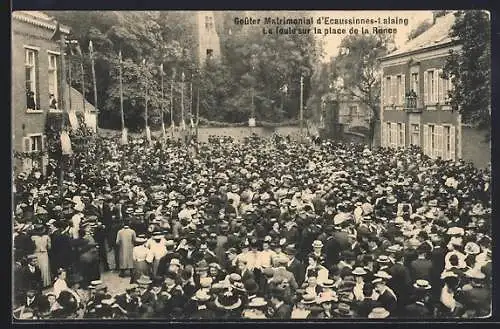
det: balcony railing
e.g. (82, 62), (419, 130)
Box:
(403, 92), (423, 113)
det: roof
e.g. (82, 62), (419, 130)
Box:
(380, 13), (457, 61)
(12, 11), (70, 34)
(65, 85), (96, 112)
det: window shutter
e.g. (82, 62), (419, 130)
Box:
(35, 52), (40, 110)
(391, 123), (397, 147)
(423, 70), (428, 105)
(401, 74), (406, 105)
(423, 124), (429, 156)
(435, 125), (442, 158)
(392, 76), (397, 105)
(402, 122), (406, 147)
(22, 137), (31, 171)
(437, 69), (444, 103)
(41, 135), (48, 175)
(450, 125), (456, 160)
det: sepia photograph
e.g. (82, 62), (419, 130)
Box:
(11, 9), (491, 320)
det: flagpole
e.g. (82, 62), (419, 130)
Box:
(89, 41), (99, 134)
(160, 64), (165, 141)
(119, 50), (125, 141)
(181, 71), (185, 130)
(58, 26), (67, 198)
(170, 75), (174, 138)
(68, 52), (72, 111)
(81, 61), (86, 113)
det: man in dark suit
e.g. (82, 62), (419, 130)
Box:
(410, 244), (433, 282)
(387, 251), (412, 310)
(285, 246), (305, 287)
(269, 288), (292, 319)
(49, 222), (73, 277)
(14, 226), (35, 260)
(23, 255), (42, 294)
(115, 284), (141, 318)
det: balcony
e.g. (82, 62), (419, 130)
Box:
(403, 92), (423, 113)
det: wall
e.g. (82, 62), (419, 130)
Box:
(461, 126), (491, 169)
(101, 126), (303, 143)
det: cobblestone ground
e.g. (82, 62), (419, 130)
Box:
(42, 271), (130, 296)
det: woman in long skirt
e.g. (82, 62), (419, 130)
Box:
(31, 225), (52, 287)
(131, 236), (150, 283)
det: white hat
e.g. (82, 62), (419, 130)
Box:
(464, 268), (486, 280)
(464, 242), (480, 255)
(312, 240), (324, 248)
(413, 279), (432, 290)
(374, 271), (392, 280)
(170, 258), (181, 267)
(368, 307), (390, 319)
(446, 227), (465, 236)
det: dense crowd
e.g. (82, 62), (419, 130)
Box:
(13, 134), (491, 320)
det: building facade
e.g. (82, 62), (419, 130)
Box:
(194, 11), (222, 65)
(379, 13), (490, 168)
(12, 11), (73, 173)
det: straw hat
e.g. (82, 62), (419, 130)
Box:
(192, 290), (211, 302)
(137, 275), (152, 286)
(352, 267), (368, 276)
(248, 297), (268, 308)
(300, 293), (317, 304)
(312, 240), (324, 248)
(464, 242), (481, 255)
(413, 279), (432, 290)
(368, 307), (390, 319)
(214, 291), (242, 310)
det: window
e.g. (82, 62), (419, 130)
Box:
(442, 125), (456, 160)
(410, 123), (420, 146)
(437, 69), (452, 106)
(48, 53), (59, 109)
(411, 72), (418, 94)
(349, 105), (359, 119)
(205, 16), (214, 30)
(430, 124), (436, 155)
(398, 123), (405, 146)
(390, 122), (397, 148)
(22, 134), (46, 171)
(425, 70), (436, 105)
(385, 122), (391, 147)
(206, 49), (213, 58)
(385, 76), (391, 105)
(25, 48), (39, 111)
(396, 75), (401, 105)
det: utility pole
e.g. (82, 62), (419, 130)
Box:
(89, 41), (99, 134)
(170, 77), (174, 138)
(300, 74), (304, 143)
(181, 71), (185, 130)
(119, 50), (126, 144)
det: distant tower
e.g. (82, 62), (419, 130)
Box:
(195, 11), (221, 65)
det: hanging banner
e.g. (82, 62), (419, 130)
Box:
(121, 128), (128, 145)
(145, 126), (152, 143)
(84, 112), (97, 133)
(60, 131), (73, 155)
(248, 117), (256, 127)
(68, 110), (79, 131)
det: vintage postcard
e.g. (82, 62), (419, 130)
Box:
(11, 10), (491, 321)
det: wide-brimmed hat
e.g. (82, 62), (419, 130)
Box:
(413, 279), (432, 290)
(374, 271), (392, 280)
(334, 302), (353, 316)
(386, 195), (398, 204)
(300, 293), (317, 304)
(312, 240), (323, 248)
(352, 267), (368, 276)
(464, 268), (486, 280)
(248, 297), (268, 308)
(214, 291), (242, 310)
(376, 255), (391, 264)
(464, 242), (481, 255)
(368, 307), (390, 319)
(192, 290), (211, 302)
(319, 279), (335, 288)
(137, 275), (152, 286)
(446, 227), (465, 236)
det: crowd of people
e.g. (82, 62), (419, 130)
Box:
(13, 134), (491, 320)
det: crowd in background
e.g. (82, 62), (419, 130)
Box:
(13, 135), (491, 319)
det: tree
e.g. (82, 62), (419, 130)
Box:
(335, 34), (393, 147)
(442, 11), (491, 134)
(408, 20), (433, 40)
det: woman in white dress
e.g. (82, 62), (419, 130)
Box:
(31, 225), (52, 287)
